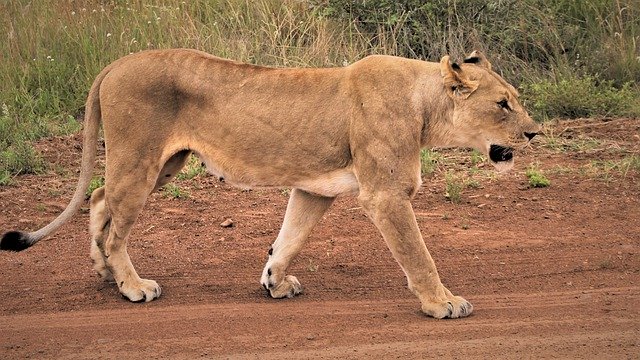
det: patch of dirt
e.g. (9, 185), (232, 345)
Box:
(1, 118), (638, 359)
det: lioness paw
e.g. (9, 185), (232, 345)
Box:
(90, 241), (113, 282)
(262, 274), (302, 299)
(119, 279), (161, 302)
(421, 296), (473, 319)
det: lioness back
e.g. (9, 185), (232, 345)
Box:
(99, 49), (433, 193)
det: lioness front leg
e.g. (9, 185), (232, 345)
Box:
(359, 191), (472, 319)
(261, 188), (334, 298)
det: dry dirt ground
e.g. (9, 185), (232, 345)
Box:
(1, 118), (638, 359)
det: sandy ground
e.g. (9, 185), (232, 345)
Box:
(1, 118), (639, 359)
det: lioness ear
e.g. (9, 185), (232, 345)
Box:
(440, 55), (479, 99)
(463, 50), (492, 71)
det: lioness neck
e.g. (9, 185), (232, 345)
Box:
(415, 73), (455, 149)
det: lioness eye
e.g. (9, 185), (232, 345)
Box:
(497, 99), (510, 110)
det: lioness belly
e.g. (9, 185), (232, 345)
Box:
(295, 168), (359, 197)
(197, 151), (358, 197)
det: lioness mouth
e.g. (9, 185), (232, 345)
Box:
(489, 145), (513, 163)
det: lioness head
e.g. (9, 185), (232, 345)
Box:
(440, 51), (541, 172)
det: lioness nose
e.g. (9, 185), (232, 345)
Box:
(524, 132), (538, 141)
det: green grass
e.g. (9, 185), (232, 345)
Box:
(526, 164), (551, 188)
(524, 76), (640, 121)
(584, 155), (640, 181)
(161, 183), (190, 199)
(0, 0), (377, 181)
(622, 155), (640, 177)
(542, 136), (606, 153)
(420, 149), (442, 176)
(470, 150), (486, 167)
(0, 170), (12, 186)
(85, 176), (105, 198)
(444, 171), (463, 203)
(176, 155), (207, 181)
(1, 0), (639, 182)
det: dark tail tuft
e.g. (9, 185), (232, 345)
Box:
(0, 231), (33, 251)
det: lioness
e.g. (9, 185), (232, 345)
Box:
(1, 49), (539, 318)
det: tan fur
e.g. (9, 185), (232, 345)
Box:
(25, 49), (541, 317)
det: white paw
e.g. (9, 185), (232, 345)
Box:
(90, 242), (113, 282)
(119, 278), (162, 302)
(261, 270), (303, 299)
(421, 295), (473, 319)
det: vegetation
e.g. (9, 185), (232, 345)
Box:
(525, 77), (639, 120)
(585, 155), (640, 181)
(0, 0), (377, 179)
(420, 149), (442, 176)
(444, 171), (463, 203)
(526, 164), (551, 188)
(85, 176), (105, 198)
(176, 155), (207, 181)
(1, 0), (638, 179)
(161, 183), (190, 199)
(316, 0), (639, 121)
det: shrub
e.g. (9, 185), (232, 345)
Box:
(313, 0), (639, 84)
(524, 75), (639, 120)
(0, 142), (46, 177)
(314, 0), (640, 120)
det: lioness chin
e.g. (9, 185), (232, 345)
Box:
(1, 49), (539, 319)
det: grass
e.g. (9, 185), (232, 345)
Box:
(543, 136), (606, 153)
(526, 164), (551, 188)
(85, 176), (105, 198)
(161, 183), (190, 199)
(470, 150), (486, 167)
(524, 76), (640, 121)
(444, 171), (463, 203)
(0, 0), (378, 181)
(176, 155), (207, 181)
(0, 170), (12, 186)
(584, 155), (640, 181)
(621, 155), (640, 178)
(280, 188), (291, 197)
(420, 149), (442, 176)
(1, 0), (639, 182)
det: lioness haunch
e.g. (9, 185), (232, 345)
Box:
(1, 49), (539, 319)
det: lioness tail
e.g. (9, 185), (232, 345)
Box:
(0, 65), (111, 251)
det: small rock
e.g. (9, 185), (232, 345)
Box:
(220, 218), (234, 228)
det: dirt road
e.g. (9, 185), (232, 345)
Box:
(1, 118), (638, 358)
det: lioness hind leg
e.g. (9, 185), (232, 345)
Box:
(101, 161), (163, 303)
(261, 189), (334, 298)
(89, 186), (113, 281)
(152, 150), (191, 192)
